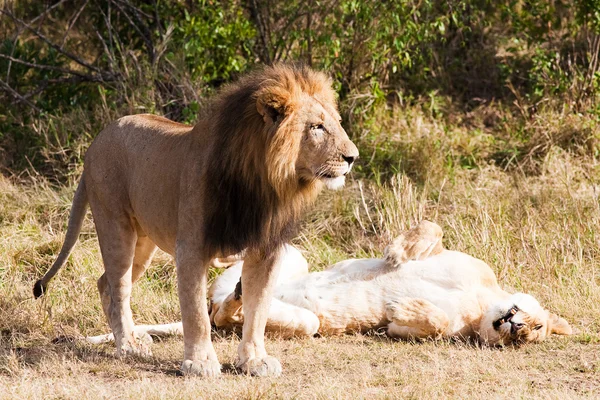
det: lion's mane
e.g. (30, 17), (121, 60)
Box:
(202, 64), (337, 255)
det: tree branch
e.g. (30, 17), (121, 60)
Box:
(60, 0), (90, 49)
(246, 0), (272, 64)
(0, 53), (109, 81)
(0, 79), (41, 112)
(113, 0), (156, 63)
(0, 8), (110, 78)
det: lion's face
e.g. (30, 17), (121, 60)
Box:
(255, 66), (358, 194)
(480, 293), (572, 345)
(293, 95), (358, 190)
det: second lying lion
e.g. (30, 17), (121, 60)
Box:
(88, 221), (572, 346)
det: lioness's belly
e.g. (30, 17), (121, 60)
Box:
(273, 256), (484, 336)
(84, 114), (196, 254)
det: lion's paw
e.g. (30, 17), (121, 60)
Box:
(237, 356), (282, 377)
(116, 332), (153, 357)
(181, 359), (222, 378)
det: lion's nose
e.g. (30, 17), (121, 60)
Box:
(340, 138), (359, 166)
(510, 322), (525, 334)
(342, 155), (356, 165)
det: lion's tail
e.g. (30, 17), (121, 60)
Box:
(33, 177), (88, 298)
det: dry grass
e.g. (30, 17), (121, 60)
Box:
(1, 106), (600, 398)
(1, 334), (597, 399)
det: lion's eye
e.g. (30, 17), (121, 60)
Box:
(533, 324), (543, 331)
(311, 124), (325, 138)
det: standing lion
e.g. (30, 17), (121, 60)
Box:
(33, 64), (359, 377)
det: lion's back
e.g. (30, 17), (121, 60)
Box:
(85, 114), (194, 197)
(83, 114), (196, 252)
(86, 114), (191, 162)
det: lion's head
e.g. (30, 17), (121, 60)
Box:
(480, 293), (572, 345)
(204, 64), (358, 255)
(253, 64), (359, 193)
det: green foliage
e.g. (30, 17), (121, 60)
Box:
(1, 0), (600, 179)
(173, 0), (256, 84)
(0, 39), (96, 112)
(529, 48), (570, 98)
(576, 0), (600, 32)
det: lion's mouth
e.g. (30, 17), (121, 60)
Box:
(493, 305), (520, 331)
(319, 175), (346, 190)
(317, 168), (350, 179)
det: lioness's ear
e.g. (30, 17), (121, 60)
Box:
(548, 313), (572, 335)
(256, 87), (292, 124)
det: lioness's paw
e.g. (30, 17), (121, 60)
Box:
(181, 359), (222, 378)
(237, 356), (282, 377)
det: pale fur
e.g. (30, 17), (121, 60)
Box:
(35, 64), (358, 377)
(89, 221), (571, 346)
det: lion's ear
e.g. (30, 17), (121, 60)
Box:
(256, 87), (292, 124)
(548, 313), (572, 335)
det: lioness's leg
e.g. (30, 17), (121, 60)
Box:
(210, 251), (245, 268)
(176, 247), (221, 378)
(386, 298), (450, 340)
(236, 248), (284, 376)
(385, 220), (444, 268)
(213, 291), (320, 338)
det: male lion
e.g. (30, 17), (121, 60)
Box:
(33, 64), (359, 377)
(89, 221), (571, 346)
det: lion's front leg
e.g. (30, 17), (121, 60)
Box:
(236, 247), (284, 376)
(176, 246), (221, 378)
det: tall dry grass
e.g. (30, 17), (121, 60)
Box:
(1, 104), (599, 398)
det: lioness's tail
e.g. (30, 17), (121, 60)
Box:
(33, 178), (88, 298)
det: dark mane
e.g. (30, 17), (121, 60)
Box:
(201, 64), (334, 256)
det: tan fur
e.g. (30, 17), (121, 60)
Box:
(35, 64), (358, 377)
(384, 220), (444, 267)
(215, 222), (572, 345)
(88, 221), (571, 347)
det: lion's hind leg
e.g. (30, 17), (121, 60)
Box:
(96, 235), (157, 355)
(131, 236), (158, 284)
(92, 193), (157, 357)
(386, 298), (449, 340)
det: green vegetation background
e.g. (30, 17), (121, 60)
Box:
(1, 0), (599, 183)
(1, 4), (600, 396)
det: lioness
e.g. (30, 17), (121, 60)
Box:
(34, 64), (358, 377)
(89, 221), (572, 345)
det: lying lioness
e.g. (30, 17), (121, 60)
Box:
(88, 221), (572, 346)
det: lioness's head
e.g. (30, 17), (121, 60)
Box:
(480, 293), (572, 345)
(254, 64), (359, 193)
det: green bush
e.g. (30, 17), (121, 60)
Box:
(1, 0), (600, 179)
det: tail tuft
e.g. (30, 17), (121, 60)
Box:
(33, 280), (46, 299)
